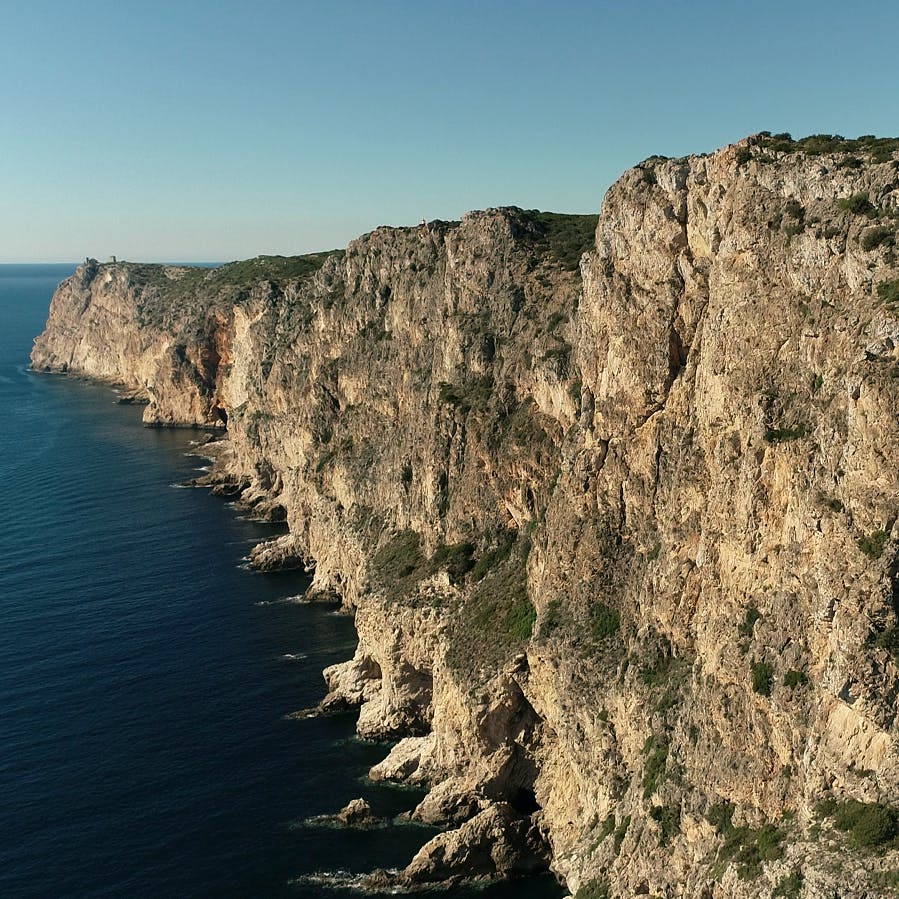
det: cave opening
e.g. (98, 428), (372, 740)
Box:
(509, 785), (540, 815)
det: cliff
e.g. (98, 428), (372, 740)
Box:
(32, 133), (899, 898)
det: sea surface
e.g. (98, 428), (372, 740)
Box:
(0, 265), (563, 898)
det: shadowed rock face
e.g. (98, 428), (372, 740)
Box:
(32, 135), (899, 897)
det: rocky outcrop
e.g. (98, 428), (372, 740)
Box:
(403, 801), (550, 884)
(335, 798), (378, 827)
(32, 134), (899, 897)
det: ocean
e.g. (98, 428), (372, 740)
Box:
(0, 265), (563, 898)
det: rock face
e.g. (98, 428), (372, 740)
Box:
(32, 134), (899, 897)
(403, 801), (550, 884)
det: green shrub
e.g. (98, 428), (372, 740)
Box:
(772, 868), (803, 898)
(650, 803), (681, 846)
(372, 531), (476, 599)
(642, 734), (669, 797)
(613, 814), (631, 854)
(783, 669), (808, 688)
(430, 541), (475, 580)
(752, 660), (774, 696)
(213, 251), (340, 285)
(758, 133), (899, 161)
(597, 812), (616, 842)
(568, 378), (583, 409)
(784, 199), (805, 220)
(545, 311), (567, 333)
(637, 649), (690, 720)
(506, 600), (536, 640)
(539, 598), (564, 638)
(831, 800), (899, 847)
(315, 448), (336, 473)
(707, 801), (735, 835)
(373, 530), (425, 592)
(718, 822), (785, 879)
(838, 192), (876, 216)
(862, 225), (895, 251)
(640, 642), (678, 687)
(591, 602), (620, 641)
(445, 536), (536, 681)
(470, 529), (516, 581)
(858, 529), (888, 559)
(437, 375), (493, 414)
(875, 624), (899, 657)
(738, 605), (761, 638)
(764, 425), (807, 443)
(574, 878), (610, 899)
(877, 279), (899, 307)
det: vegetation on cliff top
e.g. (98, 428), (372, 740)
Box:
(519, 210), (599, 271)
(127, 251), (342, 290)
(754, 132), (899, 163)
(122, 251), (343, 332)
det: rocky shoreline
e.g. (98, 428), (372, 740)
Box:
(31, 134), (899, 897)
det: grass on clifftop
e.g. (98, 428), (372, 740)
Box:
(126, 251), (341, 295)
(210, 252), (343, 286)
(755, 132), (899, 163)
(124, 250), (343, 333)
(520, 210), (598, 271)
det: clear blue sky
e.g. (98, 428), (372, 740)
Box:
(2, 0), (897, 262)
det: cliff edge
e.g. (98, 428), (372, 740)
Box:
(33, 133), (899, 897)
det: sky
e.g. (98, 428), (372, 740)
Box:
(2, 0), (898, 263)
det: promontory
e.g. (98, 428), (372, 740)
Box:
(32, 133), (899, 898)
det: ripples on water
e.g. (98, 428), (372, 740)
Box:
(0, 266), (563, 898)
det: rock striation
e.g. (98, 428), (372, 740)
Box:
(32, 134), (899, 897)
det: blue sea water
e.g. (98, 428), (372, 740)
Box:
(0, 266), (563, 898)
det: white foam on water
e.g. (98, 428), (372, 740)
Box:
(253, 594), (310, 607)
(289, 869), (406, 892)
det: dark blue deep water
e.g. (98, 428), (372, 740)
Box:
(0, 266), (563, 898)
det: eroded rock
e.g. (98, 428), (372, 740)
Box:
(336, 798), (378, 827)
(404, 802), (550, 884)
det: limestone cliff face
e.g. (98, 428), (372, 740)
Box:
(30, 260), (233, 427)
(32, 135), (899, 897)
